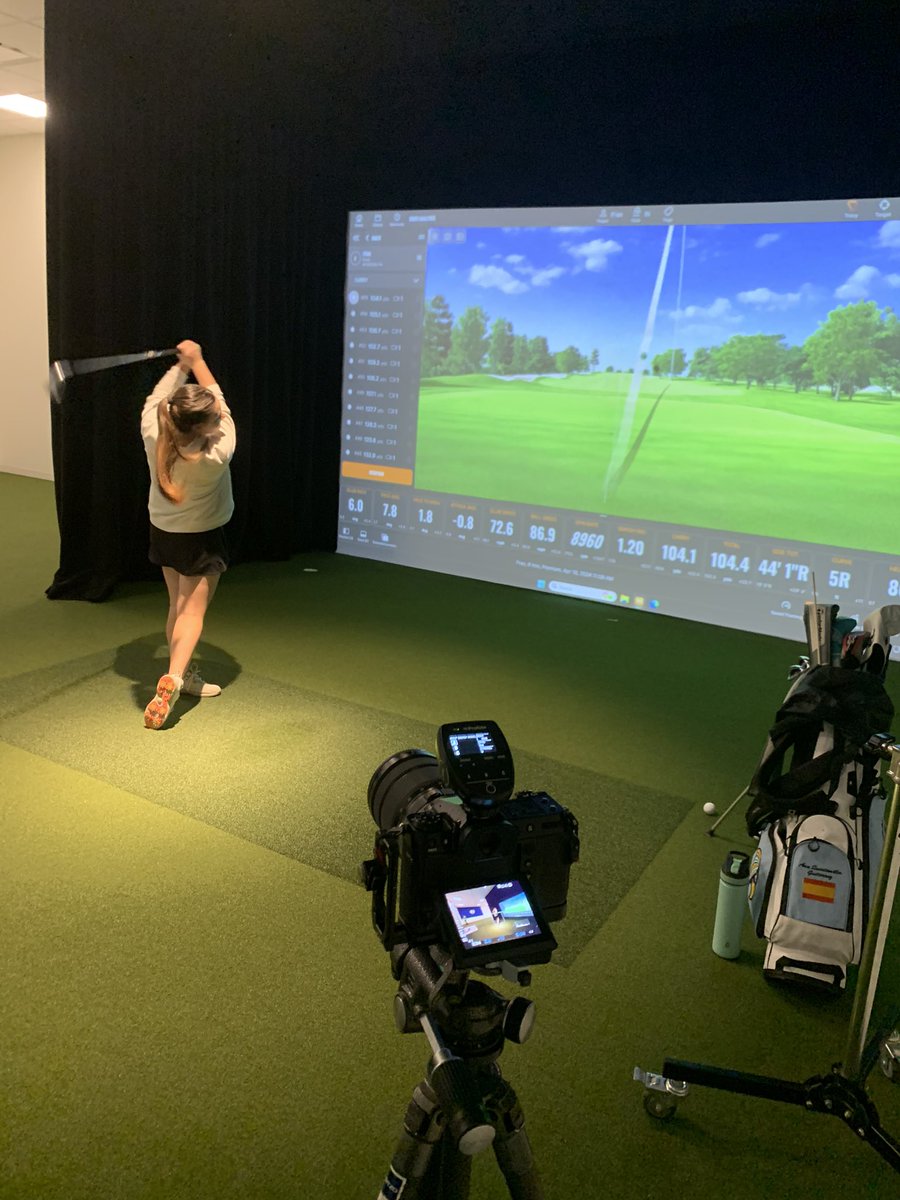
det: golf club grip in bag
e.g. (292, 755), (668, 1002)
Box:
(745, 658), (894, 992)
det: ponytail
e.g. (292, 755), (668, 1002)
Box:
(156, 400), (184, 504)
(154, 384), (219, 504)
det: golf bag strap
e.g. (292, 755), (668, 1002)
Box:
(745, 733), (843, 837)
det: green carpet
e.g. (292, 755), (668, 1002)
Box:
(0, 637), (692, 968)
(3, 473), (900, 1200)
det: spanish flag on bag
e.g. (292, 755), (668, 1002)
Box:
(802, 876), (836, 904)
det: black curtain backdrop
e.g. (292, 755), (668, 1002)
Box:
(45, 2), (352, 598)
(44, 0), (900, 600)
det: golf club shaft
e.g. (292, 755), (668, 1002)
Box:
(49, 348), (178, 403)
(706, 786), (750, 836)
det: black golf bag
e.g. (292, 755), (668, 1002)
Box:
(744, 605), (897, 992)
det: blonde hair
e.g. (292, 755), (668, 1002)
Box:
(155, 384), (219, 504)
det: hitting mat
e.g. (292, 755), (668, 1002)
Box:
(0, 636), (692, 966)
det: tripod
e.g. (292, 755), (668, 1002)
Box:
(377, 946), (543, 1199)
(635, 742), (900, 1174)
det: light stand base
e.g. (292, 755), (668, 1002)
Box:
(633, 1024), (900, 1173)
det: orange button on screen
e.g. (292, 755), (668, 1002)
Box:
(342, 462), (413, 485)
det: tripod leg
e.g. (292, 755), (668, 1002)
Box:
(378, 1081), (472, 1200)
(378, 1082), (441, 1199)
(482, 1065), (544, 1200)
(428, 1133), (472, 1198)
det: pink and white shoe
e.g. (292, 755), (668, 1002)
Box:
(144, 674), (182, 729)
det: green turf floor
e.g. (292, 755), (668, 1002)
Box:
(1, 472), (899, 1199)
(0, 643), (693, 969)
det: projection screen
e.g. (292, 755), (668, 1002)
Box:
(337, 197), (900, 640)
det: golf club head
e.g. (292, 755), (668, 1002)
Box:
(49, 359), (74, 405)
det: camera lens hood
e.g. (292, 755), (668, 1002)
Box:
(368, 748), (443, 831)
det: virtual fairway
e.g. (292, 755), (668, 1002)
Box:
(415, 374), (900, 552)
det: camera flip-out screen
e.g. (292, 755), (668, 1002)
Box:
(443, 878), (557, 966)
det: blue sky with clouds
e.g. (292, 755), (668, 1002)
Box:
(423, 220), (900, 369)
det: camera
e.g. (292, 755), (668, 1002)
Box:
(361, 720), (579, 972)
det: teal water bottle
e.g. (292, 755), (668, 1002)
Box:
(712, 850), (750, 959)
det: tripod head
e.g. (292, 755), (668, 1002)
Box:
(391, 942), (536, 1054)
(387, 942), (537, 1167)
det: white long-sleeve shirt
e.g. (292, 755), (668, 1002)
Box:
(141, 365), (236, 532)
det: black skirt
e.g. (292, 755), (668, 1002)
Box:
(149, 524), (229, 576)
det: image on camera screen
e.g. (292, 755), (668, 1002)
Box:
(444, 881), (543, 950)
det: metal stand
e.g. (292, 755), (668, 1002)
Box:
(636, 743), (900, 1175)
(377, 947), (543, 1199)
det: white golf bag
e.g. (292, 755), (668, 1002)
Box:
(745, 606), (898, 992)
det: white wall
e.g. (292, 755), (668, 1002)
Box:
(0, 132), (51, 479)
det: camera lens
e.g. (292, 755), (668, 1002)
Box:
(368, 749), (443, 831)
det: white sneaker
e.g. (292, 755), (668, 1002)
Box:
(181, 663), (222, 697)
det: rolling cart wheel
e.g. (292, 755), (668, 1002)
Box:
(643, 1088), (678, 1120)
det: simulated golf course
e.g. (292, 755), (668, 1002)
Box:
(413, 373), (900, 553)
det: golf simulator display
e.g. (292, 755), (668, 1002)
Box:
(338, 197), (900, 640)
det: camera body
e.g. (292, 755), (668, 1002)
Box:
(363, 721), (579, 971)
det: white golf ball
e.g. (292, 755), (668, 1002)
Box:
(703, 802), (717, 816)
